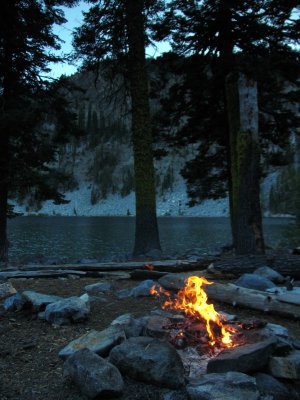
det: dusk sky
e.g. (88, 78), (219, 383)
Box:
(49, 1), (171, 78)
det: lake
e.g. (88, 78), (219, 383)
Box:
(7, 216), (294, 262)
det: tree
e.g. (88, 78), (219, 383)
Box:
(155, 0), (300, 254)
(74, 0), (163, 255)
(0, 0), (78, 262)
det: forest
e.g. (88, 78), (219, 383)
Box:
(1, 3), (300, 400)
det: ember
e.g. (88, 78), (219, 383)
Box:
(151, 276), (236, 349)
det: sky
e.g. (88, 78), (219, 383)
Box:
(49, 2), (171, 79)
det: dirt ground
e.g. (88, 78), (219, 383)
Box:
(0, 275), (300, 400)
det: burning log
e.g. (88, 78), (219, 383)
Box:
(205, 282), (300, 319)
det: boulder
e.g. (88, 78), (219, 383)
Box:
(207, 338), (276, 374)
(44, 294), (90, 325)
(254, 372), (291, 400)
(59, 325), (126, 360)
(253, 266), (285, 284)
(0, 282), (16, 300)
(187, 371), (259, 400)
(63, 348), (124, 398)
(84, 281), (113, 294)
(3, 292), (25, 311)
(235, 273), (276, 291)
(269, 350), (300, 379)
(22, 290), (63, 312)
(116, 280), (156, 298)
(109, 336), (185, 389)
(110, 313), (145, 338)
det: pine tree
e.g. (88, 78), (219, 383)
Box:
(74, 0), (164, 255)
(0, 0), (78, 262)
(155, 0), (300, 254)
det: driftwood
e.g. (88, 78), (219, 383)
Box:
(15, 259), (212, 273)
(0, 270), (87, 280)
(213, 255), (300, 279)
(205, 282), (300, 319)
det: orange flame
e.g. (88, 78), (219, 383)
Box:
(145, 264), (155, 270)
(151, 276), (235, 348)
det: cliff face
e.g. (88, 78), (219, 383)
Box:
(12, 63), (299, 217)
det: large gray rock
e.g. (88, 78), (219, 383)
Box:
(3, 292), (25, 311)
(21, 290), (63, 312)
(253, 266), (285, 284)
(59, 325), (126, 359)
(63, 348), (124, 398)
(263, 323), (289, 339)
(44, 294), (90, 325)
(84, 281), (113, 294)
(254, 372), (291, 400)
(110, 313), (145, 338)
(235, 274), (276, 291)
(158, 274), (186, 291)
(116, 280), (156, 298)
(0, 282), (16, 300)
(269, 350), (300, 379)
(109, 336), (185, 389)
(207, 338), (276, 374)
(187, 371), (259, 400)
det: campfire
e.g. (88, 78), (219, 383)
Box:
(151, 276), (239, 352)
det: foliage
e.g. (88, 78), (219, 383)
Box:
(269, 166), (300, 217)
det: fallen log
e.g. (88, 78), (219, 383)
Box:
(0, 270), (86, 280)
(15, 259), (213, 273)
(205, 282), (300, 319)
(213, 255), (300, 279)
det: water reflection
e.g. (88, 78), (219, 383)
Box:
(7, 216), (293, 261)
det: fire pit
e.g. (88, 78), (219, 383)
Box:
(150, 276), (242, 350)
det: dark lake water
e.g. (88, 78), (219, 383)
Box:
(7, 216), (294, 262)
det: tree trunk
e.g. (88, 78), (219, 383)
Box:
(226, 73), (264, 255)
(125, 0), (161, 256)
(0, 2), (14, 263)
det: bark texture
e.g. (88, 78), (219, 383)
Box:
(226, 73), (264, 255)
(125, 0), (161, 256)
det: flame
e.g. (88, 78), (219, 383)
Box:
(151, 276), (235, 348)
(145, 264), (155, 270)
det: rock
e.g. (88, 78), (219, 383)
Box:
(0, 282), (17, 300)
(263, 323), (289, 339)
(44, 294), (90, 325)
(109, 336), (185, 389)
(131, 279), (156, 297)
(59, 325), (126, 359)
(158, 274), (186, 291)
(84, 281), (113, 294)
(3, 292), (25, 311)
(22, 290), (63, 312)
(253, 266), (285, 284)
(207, 338), (276, 374)
(116, 279), (156, 298)
(254, 372), (291, 400)
(158, 272), (210, 291)
(235, 273), (276, 291)
(161, 390), (189, 400)
(110, 313), (145, 338)
(186, 371), (259, 400)
(143, 315), (171, 339)
(63, 348), (124, 398)
(269, 350), (300, 379)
